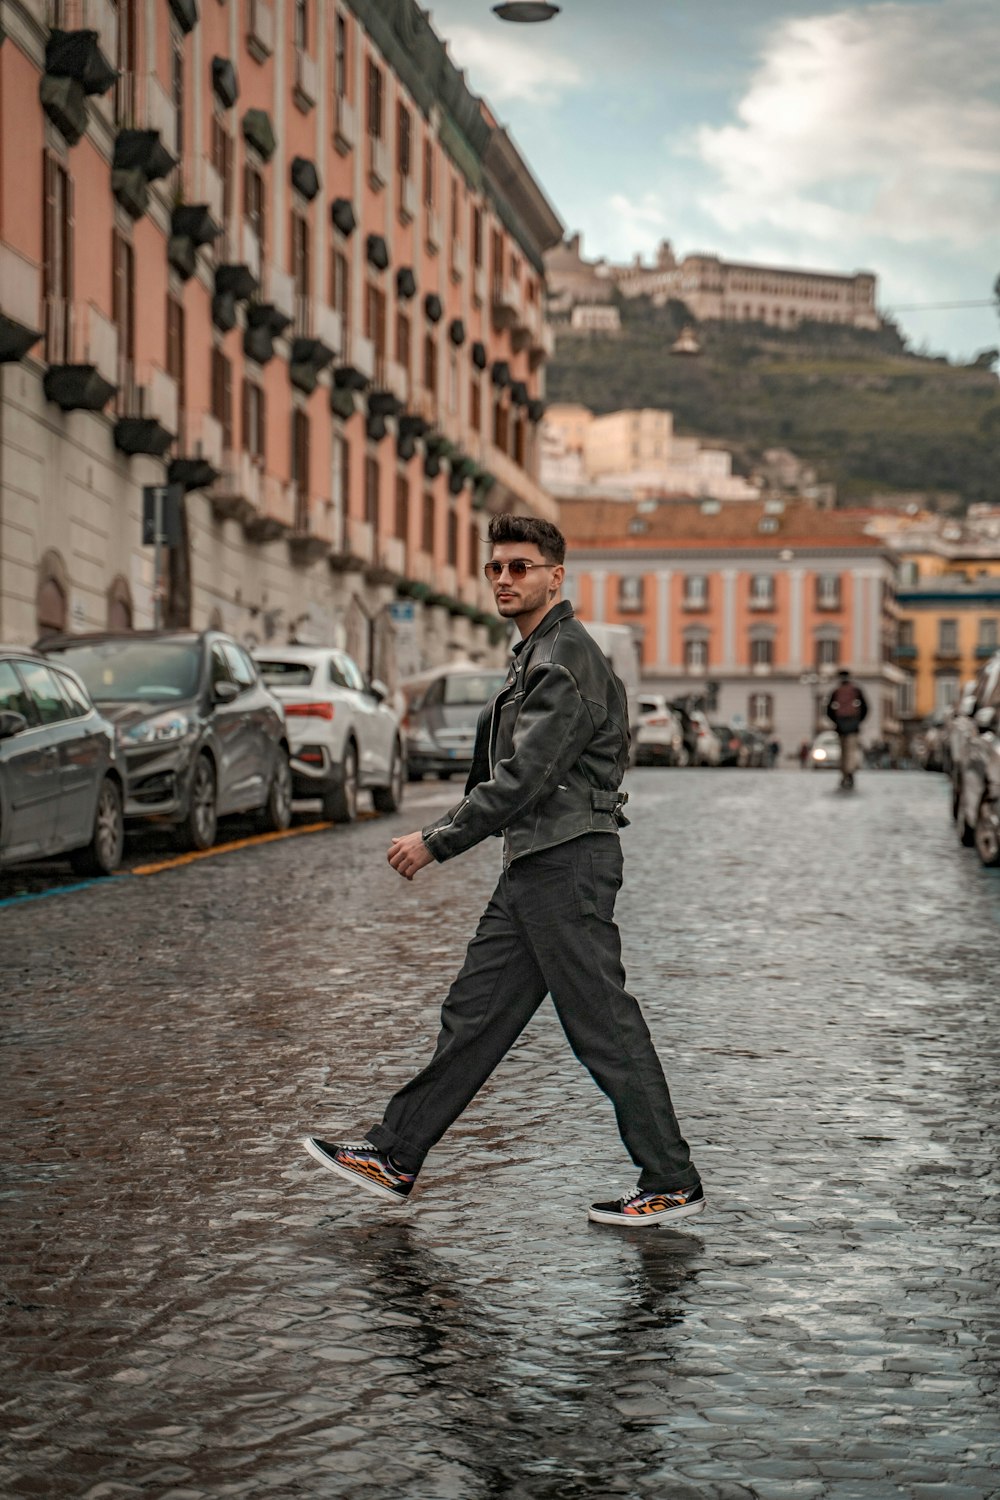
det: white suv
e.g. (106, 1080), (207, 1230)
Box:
(253, 646), (404, 822)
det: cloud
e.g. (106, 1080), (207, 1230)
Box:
(438, 21), (584, 105)
(694, 0), (1000, 252)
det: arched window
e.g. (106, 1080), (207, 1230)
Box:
(36, 550), (69, 639)
(106, 575), (133, 631)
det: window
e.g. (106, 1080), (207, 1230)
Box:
(397, 103), (411, 179)
(114, 0), (137, 122)
(979, 618), (998, 651)
(291, 211), (311, 327)
(294, 0), (308, 51)
(211, 348), (233, 449)
(470, 376), (482, 433)
(330, 248), (350, 342)
(396, 310), (411, 372)
(365, 284), (387, 362)
(684, 638), (708, 672)
(448, 350), (458, 414)
(244, 162), (266, 252)
(43, 155), (73, 363)
(224, 642), (257, 691)
(166, 293), (185, 442)
(816, 637), (840, 669)
(934, 672), (959, 714)
(394, 474), (409, 541)
(751, 636), (773, 669)
(18, 660), (70, 725)
(447, 505), (458, 566)
(422, 490), (435, 553)
(749, 692), (773, 728)
(242, 378), (266, 462)
(334, 12), (347, 98)
(450, 176), (460, 244)
(816, 573), (841, 609)
(171, 33), (184, 159)
(422, 138), (434, 207)
(364, 454), (379, 527)
(210, 115), (233, 226)
(899, 674), (915, 716)
(493, 397), (509, 451)
(292, 409), (310, 528)
(899, 560), (919, 587)
(366, 59), (384, 139)
(0, 661), (33, 721)
(898, 619), (914, 647)
(468, 520), (481, 578)
(423, 333), (437, 396)
(112, 229), (135, 409)
(750, 574), (774, 608)
(938, 618), (958, 654)
(618, 577), (644, 612)
(683, 575), (708, 609)
(472, 205), (483, 268)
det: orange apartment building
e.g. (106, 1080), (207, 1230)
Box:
(560, 498), (904, 753)
(0, 0), (561, 678)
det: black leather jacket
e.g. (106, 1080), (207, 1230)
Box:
(422, 602), (631, 866)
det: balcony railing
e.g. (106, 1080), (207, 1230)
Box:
(44, 299), (117, 381)
(119, 362), (178, 430)
(367, 134), (389, 190)
(334, 94), (356, 154)
(473, 264), (486, 307)
(379, 537), (406, 577)
(492, 275), (523, 329)
(182, 157), (225, 227)
(450, 242), (466, 281)
(398, 174), (416, 223)
(211, 450), (261, 524)
(50, 0), (116, 70)
(425, 208), (441, 254)
(293, 48), (317, 111)
(264, 264), (295, 324)
(248, 0), (274, 60)
(2, 246), (42, 335)
(346, 516), (375, 563)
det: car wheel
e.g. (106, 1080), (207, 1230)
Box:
(177, 753), (218, 850)
(407, 769), (425, 782)
(438, 770), (455, 781)
(322, 741), (358, 823)
(974, 800), (1000, 866)
(258, 747), (293, 833)
(959, 808), (977, 848)
(69, 776), (124, 876)
(372, 740), (405, 814)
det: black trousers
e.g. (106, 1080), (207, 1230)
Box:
(367, 833), (699, 1192)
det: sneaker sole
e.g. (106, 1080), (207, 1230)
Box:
(301, 1138), (411, 1206)
(588, 1197), (706, 1227)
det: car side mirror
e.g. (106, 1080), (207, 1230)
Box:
(213, 679), (240, 704)
(0, 710), (28, 740)
(367, 678), (389, 703)
(975, 704), (998, 731)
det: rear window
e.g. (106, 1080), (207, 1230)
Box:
(256, 659), (316, 688)
(442, 672), (506, 706)
(43, 640), (200, 703)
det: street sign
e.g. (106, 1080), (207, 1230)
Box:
(141, 484), (182, 546)
(389, 601), (416, 624)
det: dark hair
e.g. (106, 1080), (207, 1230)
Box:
(487, 513), (566, 565)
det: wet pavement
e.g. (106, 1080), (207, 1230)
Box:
(1, 770), (999, 1500)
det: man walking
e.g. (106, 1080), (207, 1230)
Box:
(826, 667), (869, 789)
(303, 514), (704, 1228)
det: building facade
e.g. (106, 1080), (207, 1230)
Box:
(546, 234), (879, 334)
(0, 0), (561, 680)
(559, 498), (903, 753)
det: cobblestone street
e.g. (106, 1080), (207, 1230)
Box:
(2, 770), (998, 1500)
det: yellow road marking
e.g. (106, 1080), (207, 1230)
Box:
(132, 820), (334, 875)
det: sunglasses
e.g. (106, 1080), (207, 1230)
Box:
(484, 559), (555, 580)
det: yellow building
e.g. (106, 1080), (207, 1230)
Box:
(895, 550), (1000, 718)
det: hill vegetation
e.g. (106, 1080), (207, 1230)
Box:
(546, 299), (1000, 507)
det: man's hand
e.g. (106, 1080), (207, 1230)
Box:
(388, 831), (434, 881)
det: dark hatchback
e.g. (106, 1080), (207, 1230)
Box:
(38, 632), (292, 849)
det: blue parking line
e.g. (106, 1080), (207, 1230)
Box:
(0, 874), (132, 910)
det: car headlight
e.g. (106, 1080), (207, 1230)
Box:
(118, 711), (195, 748)
(814, 748), (827, 760)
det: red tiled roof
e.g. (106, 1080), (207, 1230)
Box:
(558, 498), (883, 551)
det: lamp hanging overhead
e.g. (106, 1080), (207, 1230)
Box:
(493, 3), (560, 21)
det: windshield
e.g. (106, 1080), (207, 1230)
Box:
(49, 641), (201, 703)
(442, 672), (507, 706)
(257, 660), (316, 688)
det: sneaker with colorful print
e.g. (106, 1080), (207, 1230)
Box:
(588, 1182), (705, 1227)
(302, 1138), (416, 1205)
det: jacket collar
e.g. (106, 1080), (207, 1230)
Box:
(512, 600), (574, 657)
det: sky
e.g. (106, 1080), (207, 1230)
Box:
(425, 0), (1000, 362)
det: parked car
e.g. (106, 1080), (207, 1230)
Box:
(38, 631), (291, 850)
(635, 694), (686, 765)
(740, 728), (771, 767)
(401, 663), (509, 781)
(0, 647), (125, 874)
(911, 711), (949, 772)
(953, 649), (1000, 864)
(809, 730), (842, 769)
(711, 723), (743, 768)
(689, 708), (721, 766)
(253, 645), (404, 821)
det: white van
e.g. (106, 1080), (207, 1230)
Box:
(577, 622), (642, 741)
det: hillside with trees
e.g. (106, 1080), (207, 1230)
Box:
(546, 299), (1000, 508)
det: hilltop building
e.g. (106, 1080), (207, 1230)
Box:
(560, 496), (903, 754)
(0, 0), (561, 678)
(547, 234), (879, 334)
(541, 405), (759, 503)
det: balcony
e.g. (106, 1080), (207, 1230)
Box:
(42, 301), (117, 411)
(247, 0), (274, 61)
(335, 331), (375, 392)
(425, 208), (441, 254)
(113, 365), (178, 457)
(170, 159), (224, 277)
(289, 300), (340, 393)
(365, 534), (406, 585)
(334, 95), (356, 155)
(169, 412), (223, 492)
(244, 264), (294, 364)
(210, 451), (262, 526)
(112, 77), (178, 218)
(0, 247), (42, 363)
(492, 275), (524, 331)
(245, 475), (295, 542)
(482, 442), (558, 525)
(44, 0), (117, 103)
(367, 134), (389, 191)
(289, 495), (334, 563)
(214, 223), (261, 327)
(345, 517), (375, 566)
(749, 594), (775, 612)
(293, 48), (317, 112)
(473, 264), (486, 307)
(892, 642), (918, 662)
(529, 320), (554, 368)
(450, 242), (466, 282)
(398, 174), (416, 224)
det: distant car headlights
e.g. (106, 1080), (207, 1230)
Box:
(813, 748), (828, 761)
(118, 711), (195, 748)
